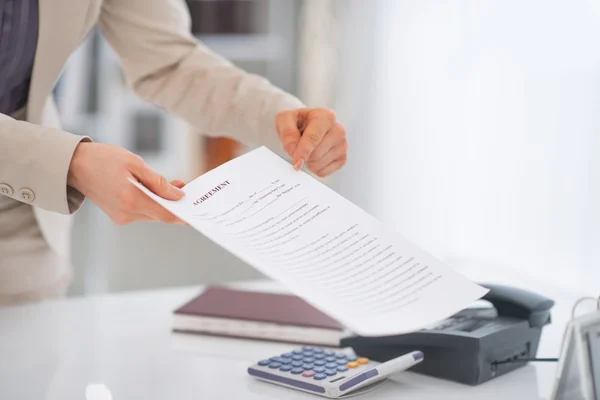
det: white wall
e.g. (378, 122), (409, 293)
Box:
(334, 0), (600, 294)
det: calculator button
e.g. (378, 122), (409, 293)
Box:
(292, 355), (303, 361)
(357, 358), (369, 365)
(336, 359), (348, 365)
(292, 361), (303, 367)
(347, 362), (359, 368)
(303, 351), (314, 357)
(281, 353), (293, 358)
(269, 362), (282, 369)
(302, 346), (314, 351)
(293, 349), (304, 354)
(314, 353), (325, 360)
(325, 356), (336, 362)
(302, 363), (315, 370)
(303, 357), (315, 363)
(325, 369), (337, 376)
(314, 373), (327, 380)
(337, 366), (349, 372)
(346, 355), (357, 362)
(314, 360), (326, 366)
(313, 366), (326, 373)
(270, 357), (286, 363)
(325, 363), (338, 369)
(336, 354), (347, 359)
(280, 358), (292, 364)
(258, 360), (270, 366)
(291, 367), (304, 374)
(302, 371), (316, 378)
(313, 348), (324, 353)
(323, 350), (335, 356)
(280, 365), (293, 372)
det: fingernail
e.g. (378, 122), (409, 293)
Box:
(294, 159), (304, 170)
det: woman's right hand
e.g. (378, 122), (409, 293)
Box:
(67, 142), (186, 225)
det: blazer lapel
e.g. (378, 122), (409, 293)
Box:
(27, 0), (94, 124)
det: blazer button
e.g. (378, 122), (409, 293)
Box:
(0, 184), (14, 197)
(20, 188), (35, 203)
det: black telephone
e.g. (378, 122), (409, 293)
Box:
(340, 284), (555, 385)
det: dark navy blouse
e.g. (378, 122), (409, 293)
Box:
(0, 0), (38, 116)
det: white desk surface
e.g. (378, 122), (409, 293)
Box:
(0, 277), (585, 400)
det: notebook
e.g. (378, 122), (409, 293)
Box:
(172, 286), (345, 346)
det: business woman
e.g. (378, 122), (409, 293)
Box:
(0, 0), (348, 305)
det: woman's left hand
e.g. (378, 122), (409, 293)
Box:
(276, 108), (348, 177)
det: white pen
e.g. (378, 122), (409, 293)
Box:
(335, 351), (424, 395)
(375, 350), (424, 377)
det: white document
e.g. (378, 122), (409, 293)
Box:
(133, 146), (488, 337)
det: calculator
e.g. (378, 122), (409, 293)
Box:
(248, 346), (424, 398)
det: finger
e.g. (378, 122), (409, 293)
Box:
(308, 122), (346, 163)
(133, 214), (158, 222)
(135, 193), (186, 224)
(122, 182), (186, 224)
(307, 140), (347, 173)
(120, 212), (185, 225)
(315, 156), (347, 178)
(276, 111), (302, 158)
(170, 180), (186, 189)
(140, 211), (187, 225)
(134, 164), (184, 200)
(292, 110), (335, 170)
(112, 212), (155, 226)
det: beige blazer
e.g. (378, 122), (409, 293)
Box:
(0, 0), (304, 258)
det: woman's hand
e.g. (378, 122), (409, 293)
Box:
(67, 142), (186, 225)
(276, 108), (348, 177)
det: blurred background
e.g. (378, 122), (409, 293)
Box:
(54, 0), (600, 298)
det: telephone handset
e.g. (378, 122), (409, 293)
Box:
(340, 283), (555, 385)
(480, 283), (554, 327)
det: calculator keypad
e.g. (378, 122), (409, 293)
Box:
(256, 346), (369, 381)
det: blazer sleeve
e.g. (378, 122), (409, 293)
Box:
(98, 0), (305, 154)
(0, 113), (91, 214)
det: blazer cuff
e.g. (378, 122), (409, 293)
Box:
(0, 121), (92, 215)
(55, 135), (93, 214)
(32, 129), (92, 214)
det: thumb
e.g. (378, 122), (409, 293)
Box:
(170, 180), (186, 189)
(276, 111), (302, 161)
(136, 165), (185, 201)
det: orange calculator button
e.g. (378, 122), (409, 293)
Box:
(347, 362), (359, 368)
(357, 358), (369, 365)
